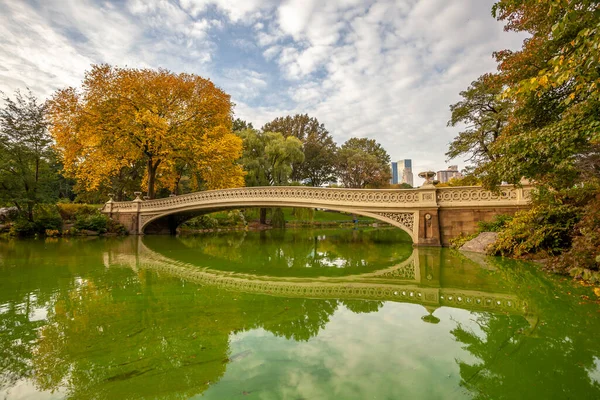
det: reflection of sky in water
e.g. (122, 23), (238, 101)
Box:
(0, 379), (64, 399)
(200, 303), (479, 399)
(588, 356), (600, 385)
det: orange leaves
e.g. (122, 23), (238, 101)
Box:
(46, 64), (243, 197)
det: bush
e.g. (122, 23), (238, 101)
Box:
(45, 229), (61, 237)
(478, 214), (513, 232)
(57, 203), (100, 221)
(106, 218), (128, 235)
(75, 213), (109, 233)
(489, 204), (581, 257)
(10, 219), (38, 237)
(449, 233), (478, 249)
(182, 215), (219, 229)
(550, 193), (600, 279)
(224, 210), (246, 226)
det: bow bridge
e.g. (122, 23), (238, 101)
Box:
(102, 184), (532, 246)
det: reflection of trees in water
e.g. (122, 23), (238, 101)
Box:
(452, 257), (600, 399)
(339, 300), (384, 314)
(0, 242), (383, 398)
(165, 228), (413, 276)
(2, 238), (600, 399)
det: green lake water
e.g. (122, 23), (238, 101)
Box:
(1, 227), (600, 399)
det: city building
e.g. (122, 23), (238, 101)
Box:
(390, 159), (413, 186)
(399, 159), (414, 186)
(437, 165), (462, 183)
(390, 162), (399, 184)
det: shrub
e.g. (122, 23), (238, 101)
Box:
(10, 219), (38, 237)
(449, 233), (478, 249)
(35, 215), (63, 232)
(182, 215), (219, 229)
(45, 229), (61, 237)
(225, 210), (246, 226)
(489, 204), (581, 257)
(106, 218), (128, 235)
(57, 203), (100, 221)
(477, 214), (513, 232)
(550, 193), (600, 279)
(75, 213), (109, 233)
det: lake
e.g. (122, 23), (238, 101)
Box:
(1, 228), (599, 399)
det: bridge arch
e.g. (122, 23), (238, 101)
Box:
(139, 202), (418, 242)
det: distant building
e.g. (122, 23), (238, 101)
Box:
(437, 165), (462, 183)
(398, 159), (413, 186)
(390, 162), (399, 184)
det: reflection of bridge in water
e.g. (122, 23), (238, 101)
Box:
(104, 238), (534, 318)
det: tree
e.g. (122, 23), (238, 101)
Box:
(447, 73), (510, 170)
(238, 129), (304, 186)
(262, 114), (337, 185)
(237, 129), (304, 223)
(232, 118), (253, 132)
(336, 138), (391, 188)
(481, 0), (600, 189)
(0, 90), (58, 220)
(47, 64), (245, 199)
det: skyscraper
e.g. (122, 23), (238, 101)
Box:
(399, 159), (413, 187)
(437, 165), (462, 183)
(390, 162), (399, 184)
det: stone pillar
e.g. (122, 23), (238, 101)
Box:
(415, 181), (441, 246)
(132, 192), (143, 235)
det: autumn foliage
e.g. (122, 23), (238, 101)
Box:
(46, 65), (244, 198)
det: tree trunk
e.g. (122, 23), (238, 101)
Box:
(259, 208), (267, 225)
(146, 158), (161, 199)
(27, 201), (34, 222)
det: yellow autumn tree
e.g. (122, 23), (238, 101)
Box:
(47, 64), (245, 198)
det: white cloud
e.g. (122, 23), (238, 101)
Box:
(0, 0), (527, 184)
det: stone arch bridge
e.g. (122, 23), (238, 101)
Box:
(102, 184), (532, 246)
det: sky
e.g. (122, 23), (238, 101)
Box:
(0, 0), (525, 184)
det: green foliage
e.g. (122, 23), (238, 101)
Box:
(9, 219), (38, 237)
(478, 214), (513, 232)
(56, 203), (100, 221)
(447, 73), (509, 170)
(292, 208), (315, 222)
(447, 174), (482, 187)
(336, 138), (391, 188)
(449, 233), (478, 250)
(0, 90), (59, 220)
(182, 215), (219, 230)
(232, 118), (253, 132)
(551, 192), (600, 278)
(270, 207), (286, 228)
(261, 114), (337, 185)
(74, 214), (108, 233)
(237, 129), (304, 187)
(9, 205), (63, 236)
(489, 204), (581, 257)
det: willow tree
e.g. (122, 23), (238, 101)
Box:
(47, 64), (245, 199)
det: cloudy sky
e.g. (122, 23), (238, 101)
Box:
(0, 0), (525, 182)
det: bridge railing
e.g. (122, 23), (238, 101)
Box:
(103, 185), (533, 213)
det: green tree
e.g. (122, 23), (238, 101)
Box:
(238, 129), (304, 186)
(447, 73), (509, 171)
(237, 129), (304, 223)
(336, 138), (391, 188)
(232, 118), (253, 132)
(0, 90), (58, 220)
(262, 114), (337, 185)
(483, 0), (600, 188)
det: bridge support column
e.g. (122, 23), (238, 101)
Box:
(416, 209), (441, 246)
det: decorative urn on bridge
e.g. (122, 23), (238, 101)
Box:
(418, 171), (437, 187)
